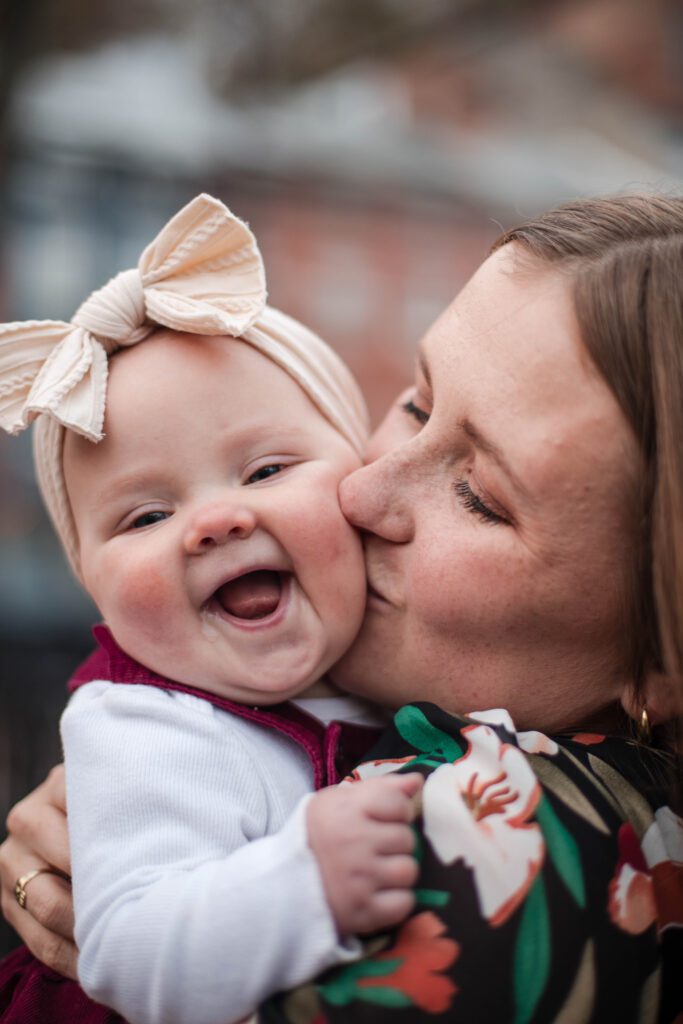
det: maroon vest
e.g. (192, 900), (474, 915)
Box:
(70, 624), (381, 790)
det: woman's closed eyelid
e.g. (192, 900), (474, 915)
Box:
(455, 478), (510, 525)
(402, 398), (430, 425)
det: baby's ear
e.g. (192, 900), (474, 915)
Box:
(620, 670), (682, 728)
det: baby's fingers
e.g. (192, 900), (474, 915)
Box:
(356, 888), (416, 935)
(375, 852), (420, 890)
(363, 773), (423, 823)
(374, 822), (417, 856)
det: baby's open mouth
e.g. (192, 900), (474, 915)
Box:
(213, 570), (288, 621)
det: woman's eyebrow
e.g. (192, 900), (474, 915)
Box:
(460, 418), (529, 499)
(418, 348), (432, 389)
(419, 344), (528, 498)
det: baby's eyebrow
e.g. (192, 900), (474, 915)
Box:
(91, 471), (157, 509)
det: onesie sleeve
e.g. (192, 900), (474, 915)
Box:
(261, 702), (680, 1024)
(61, 682), (358, 1024)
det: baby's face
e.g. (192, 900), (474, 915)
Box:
(63, 331), (366, 703)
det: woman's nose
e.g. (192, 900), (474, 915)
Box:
(183, 502), (256, 554)
(339, 450), (414, 543)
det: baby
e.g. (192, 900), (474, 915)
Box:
(0, 196), (420, 1024)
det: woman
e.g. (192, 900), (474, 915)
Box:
(1, 194), (682, 1022)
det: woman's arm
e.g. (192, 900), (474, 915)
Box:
(0, 764), (77, 979)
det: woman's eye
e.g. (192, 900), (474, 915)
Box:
(455, 479), (508, 525)
(130, 511), (171, 530)
(402, 398), (430, 425)
(246, 464), (284, 484)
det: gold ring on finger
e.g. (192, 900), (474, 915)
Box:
(14, 867), (58, 910)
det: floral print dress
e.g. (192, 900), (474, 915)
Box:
(262, 703), (683, 1024)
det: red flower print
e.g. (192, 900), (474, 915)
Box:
(358, 911), (459, 1013)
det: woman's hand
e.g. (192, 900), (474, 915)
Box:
(0, 765), (77, 979)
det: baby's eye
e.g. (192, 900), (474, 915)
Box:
(130, 511), (171, 529)
(246, 464), (285, 484)
(402, 398), (429, 425)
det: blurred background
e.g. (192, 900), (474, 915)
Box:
(1, 0), (682, 955)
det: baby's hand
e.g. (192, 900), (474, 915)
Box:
(306, 773), (423, 937)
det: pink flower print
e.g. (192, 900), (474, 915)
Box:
(467, 708), (559, 756)
(347, 755), (418, 783)
(608, 822), (657, 934)
(642, 806), (683, 934)
(422, 723), (544, 926)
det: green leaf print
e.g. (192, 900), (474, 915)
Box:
(394, 705), (464, 762)
(412, 826), (424, 864)
(415, 887), (451, 908)
(340, 987), (413, 1009)
(536, 796), (586, 909)
(512, 875), (551, 1024)
(318, 958), (403, 1006)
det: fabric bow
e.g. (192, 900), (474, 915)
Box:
(0, 194), (266, 441)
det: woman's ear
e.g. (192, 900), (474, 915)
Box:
(620, 671), (682, 728)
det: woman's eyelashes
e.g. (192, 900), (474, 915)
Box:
(402, 398), (430, 425)
(455, 478), (509, 525)
(401, 397), (510, 525)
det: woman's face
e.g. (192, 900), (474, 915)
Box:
(332, 245), (641, 733)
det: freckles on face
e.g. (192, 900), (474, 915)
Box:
(335, 250), (642, 730)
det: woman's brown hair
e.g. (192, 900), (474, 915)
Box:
(494, 194), (683, 736)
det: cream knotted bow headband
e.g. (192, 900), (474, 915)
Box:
(0, 193), (369, 577)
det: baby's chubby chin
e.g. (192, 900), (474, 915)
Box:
(97, 579), (348, 707)
(109, 613), (331, 706)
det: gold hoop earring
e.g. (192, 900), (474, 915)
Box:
(637, 705), (652, 744)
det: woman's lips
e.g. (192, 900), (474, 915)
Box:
(366, 581), (392, 607)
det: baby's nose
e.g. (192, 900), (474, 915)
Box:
(183, 502), (256, 553)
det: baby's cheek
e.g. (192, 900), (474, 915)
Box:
(312, 510), (365, 603)
(302, 484), (361, 563)
(98, 555), (176, 633)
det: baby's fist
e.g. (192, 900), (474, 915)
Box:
(307, 772), (423, 937)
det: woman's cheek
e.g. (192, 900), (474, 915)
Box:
(411, 539), (516, 635)
(411, 555), (466, 632)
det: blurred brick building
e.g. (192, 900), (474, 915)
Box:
(0, 0), (682, 954)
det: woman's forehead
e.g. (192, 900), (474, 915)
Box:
(419, 249), (638, 496)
